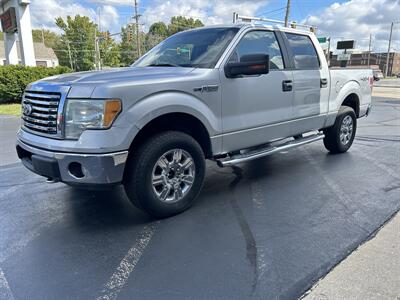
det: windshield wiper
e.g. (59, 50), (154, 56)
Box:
(147, 63), (180, 67)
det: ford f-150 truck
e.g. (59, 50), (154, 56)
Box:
(16, 23), (373, 218)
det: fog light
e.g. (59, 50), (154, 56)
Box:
(68, 162), (85, 179)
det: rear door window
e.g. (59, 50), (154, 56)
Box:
(285, 33), (320, 69)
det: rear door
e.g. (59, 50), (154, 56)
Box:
(219, 29), (294, 152)
(283, 33), (329, 120)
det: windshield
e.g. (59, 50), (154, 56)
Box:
(133, 27), (239, 68)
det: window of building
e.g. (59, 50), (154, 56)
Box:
(36, 61), (48, 67)
(285, 33), (320, 69)
(228, 30), (285, 70)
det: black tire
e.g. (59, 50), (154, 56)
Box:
(323, 106), (357, 154)
(124, 131), (205, 218)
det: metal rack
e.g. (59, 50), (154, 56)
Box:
(232, 13), (317, 32)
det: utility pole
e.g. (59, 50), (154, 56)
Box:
(41, 26), (45, 44)
(385, 22), (394, 77)
(367, 33), (372, 66)
(96, 7), (101, 70)
(327, 37), (331, 66)
(284, 0), (291, 27)
(134, 0), (141, 58)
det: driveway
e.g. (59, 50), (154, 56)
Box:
(0, 96), (399, 299)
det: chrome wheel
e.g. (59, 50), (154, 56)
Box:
(340, 115), (353, 145)
(151, 149), (196, 203)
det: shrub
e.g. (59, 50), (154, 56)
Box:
(0, 65), (71, 104)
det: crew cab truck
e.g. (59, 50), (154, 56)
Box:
(16, 23), (373, 218)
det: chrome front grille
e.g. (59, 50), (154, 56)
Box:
(22, 91), (61, 135)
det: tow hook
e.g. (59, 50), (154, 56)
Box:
(46, 177), (58, 184)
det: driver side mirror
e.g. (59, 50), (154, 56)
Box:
(225, 54), (270, 78)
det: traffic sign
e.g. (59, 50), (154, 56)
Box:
(318, 37), (327, 43)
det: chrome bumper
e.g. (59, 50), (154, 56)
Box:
(16, 139), (128, 186)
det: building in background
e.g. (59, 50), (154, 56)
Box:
(0, 41), (59, 67)
(330, 51), (400, 76)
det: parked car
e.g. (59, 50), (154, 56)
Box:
(16, 24), (373, 218)
(373, 69), (384, 81)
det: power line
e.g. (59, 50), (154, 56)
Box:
(256, 6), (287, 17)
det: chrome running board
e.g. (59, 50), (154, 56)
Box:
(216, 132), (325, 167)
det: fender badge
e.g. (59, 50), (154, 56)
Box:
(193, 85), (219, 93)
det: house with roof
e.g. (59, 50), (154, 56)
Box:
(0, 41), (59, 67)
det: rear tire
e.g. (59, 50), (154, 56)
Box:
(124, 131), (205, 218)
(323, 106), (357, 154)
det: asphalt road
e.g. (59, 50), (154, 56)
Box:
(0, 96), (399, 300)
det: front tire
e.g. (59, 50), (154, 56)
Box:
(124, 131), (205, 218)
(323, 106), (357, 154)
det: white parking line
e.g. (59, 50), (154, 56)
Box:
(97, 223), (157, 300)
(0, 268), (14, 300)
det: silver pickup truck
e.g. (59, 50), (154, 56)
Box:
(16, 24), (373, 218)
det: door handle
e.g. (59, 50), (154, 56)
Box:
(282, 80), (292, 92)
(320, 78), (328, 88)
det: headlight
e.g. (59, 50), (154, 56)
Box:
(65, 99), (121, 139)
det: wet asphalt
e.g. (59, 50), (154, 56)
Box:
(0, 96), (399, 300)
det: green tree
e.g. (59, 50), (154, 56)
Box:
(167, 16), (203, 35)
(145, 21), (168, 50)
(0, 31), (3, 40)
(32, 29), (61, 49)
(148, 22), (168, 38)
(119, 24), (146, 66)
(99, 31), (120, 67)
(55, 15), (97, 71)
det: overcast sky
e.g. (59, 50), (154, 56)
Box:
(28, 0), (400, 52)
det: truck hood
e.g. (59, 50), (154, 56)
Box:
(40, 66), (196, 85)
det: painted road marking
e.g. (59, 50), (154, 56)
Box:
(97, 224), (157, 300)
(0, 268), (14, 300)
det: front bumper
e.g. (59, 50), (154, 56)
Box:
(16, 139), (128, 186)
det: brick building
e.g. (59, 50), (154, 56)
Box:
(330, 52), (400, 76)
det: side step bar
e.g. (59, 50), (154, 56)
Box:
(216, 132), (325, 167)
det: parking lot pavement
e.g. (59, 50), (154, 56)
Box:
(0, 116), (19, 166)
(0, 96), (399, 300)
(373, 78), (400, 88)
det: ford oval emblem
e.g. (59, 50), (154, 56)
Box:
(23, 104), (33, 116)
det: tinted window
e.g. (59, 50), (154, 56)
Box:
(134, 28), (239, 68)
(286, 33), (320, 69)
(229, 31), (284, 70)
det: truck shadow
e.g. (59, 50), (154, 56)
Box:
(64, 185), (153, 229)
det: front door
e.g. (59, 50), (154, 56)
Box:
(220, 29), (294, 152)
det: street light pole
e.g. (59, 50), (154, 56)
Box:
(385, 22), (394, 77)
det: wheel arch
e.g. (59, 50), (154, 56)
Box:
(341, 93), (360, 117)
(128, 112), (213, 160)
